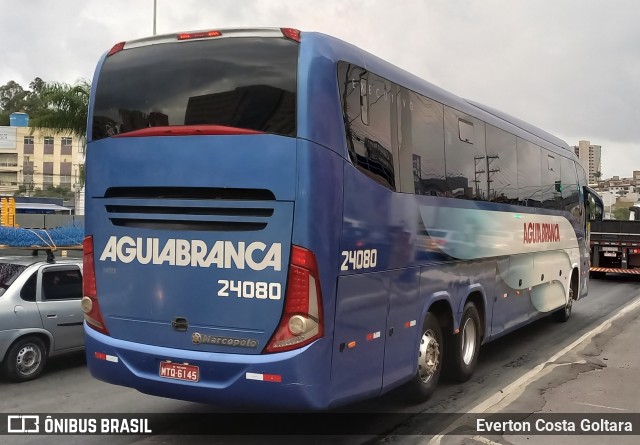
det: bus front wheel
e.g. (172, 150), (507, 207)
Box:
(403, 312), (443, 402)
(446, 302), (481, 383)
(553, 277), (576, 322)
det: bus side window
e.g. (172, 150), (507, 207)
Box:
(560, 156), (580, 218)
(517, 138), (542, 207)
(485, 125), (518, 204)
(338, 62), (395, 190)
(541, 151), (561, 209)
(444, 107), (487, 200)
(402, 90), (446, 196)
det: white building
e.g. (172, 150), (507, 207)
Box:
(0, 125), (84, 196)
(573, 140), (602, 184)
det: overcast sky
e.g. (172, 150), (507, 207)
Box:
(1, 0), (638, 178)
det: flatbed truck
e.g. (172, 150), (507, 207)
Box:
(590, 207), (640, 276)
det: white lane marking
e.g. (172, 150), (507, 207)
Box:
(573, 401), (627, 411)
(425, 295), (640, 445)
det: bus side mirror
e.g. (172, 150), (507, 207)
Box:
(554, 181), (562, 192)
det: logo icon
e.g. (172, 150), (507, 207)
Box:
(7, 415), (40, 433)
(191, 333), (202, 344)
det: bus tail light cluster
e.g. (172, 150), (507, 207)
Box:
(178, 30), (222, 40)
(107, 42), (126, 57)
(265, 246), (323, 353)
(280, 28), (301, 42)
(82, 236), (110, 336)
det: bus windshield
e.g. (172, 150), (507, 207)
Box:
(92, 37), (298, 140)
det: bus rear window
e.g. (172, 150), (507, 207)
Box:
(92, 37), (298, 140)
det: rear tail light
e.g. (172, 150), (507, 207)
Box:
(82, 236), (109, 335)
(280, 28), (301, 42)
(265, 246), (323, 353)
(106, 42), (126, 57)
(177, 30), (222, 40)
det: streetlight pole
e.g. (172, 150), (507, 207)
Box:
(153, 0), (157, 35)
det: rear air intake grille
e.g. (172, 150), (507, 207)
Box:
(109, 219), (266, 231)
(104, 187), (275, 201)
(105, 205), (274, 217)
(101, 187), (275, 232)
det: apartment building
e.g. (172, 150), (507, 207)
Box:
(573, 140), (602, 184)
(0, 124), (84, 195)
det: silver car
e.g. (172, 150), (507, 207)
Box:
(0, 255), (83, 382)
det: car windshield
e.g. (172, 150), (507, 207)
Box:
(0, 263), (27, 297)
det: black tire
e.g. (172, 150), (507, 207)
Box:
(401, 312), (443, 403)
(553, 279), (575, 323)
(2, 336), (48, 382)
(446, 302), (481, 383)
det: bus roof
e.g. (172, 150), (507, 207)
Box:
(93, 27), (575, 159)
(300, 31), (574, 157)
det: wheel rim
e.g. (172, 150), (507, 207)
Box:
(16, 344), (41, 376)
(418, 329), (440, 383)
(461, 317), (477, 365)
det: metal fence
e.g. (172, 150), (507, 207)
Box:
(16, 214), (85, 229)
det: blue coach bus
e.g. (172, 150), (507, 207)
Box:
(83, 28), (603, 409)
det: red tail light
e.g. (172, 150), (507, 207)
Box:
(177, 30), (222, 41)
(280, 28), (301, 42)
(82, 236), (109, 335)
(265, 246), (323, 353)
(107, 42), (126, 57)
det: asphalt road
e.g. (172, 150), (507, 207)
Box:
(1, 275), (639, 445)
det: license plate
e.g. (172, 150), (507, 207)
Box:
(604, 252), (617, 257)
(159, 361), (199, 382)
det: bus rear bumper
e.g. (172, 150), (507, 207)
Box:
(84, 323), (330, 410)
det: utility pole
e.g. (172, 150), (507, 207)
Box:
(153, 0), (157, 35)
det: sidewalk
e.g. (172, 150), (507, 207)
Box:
(439, 301), (640, 444)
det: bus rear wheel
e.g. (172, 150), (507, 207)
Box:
(446, 302), (481, 383)
(402, 312), (443, 402)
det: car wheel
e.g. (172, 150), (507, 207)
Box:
(2, 336), (48, 382)
(401, 312), (443, 403)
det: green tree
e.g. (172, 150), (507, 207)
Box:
(0, 80), (29, 125)
(29, 80), (90, 140)
(32, 185), (74, 201)
(613, 207), (630, 220)
(23, 77), (47, 115)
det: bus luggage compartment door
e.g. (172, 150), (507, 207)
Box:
(330, 273), (389, 404)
